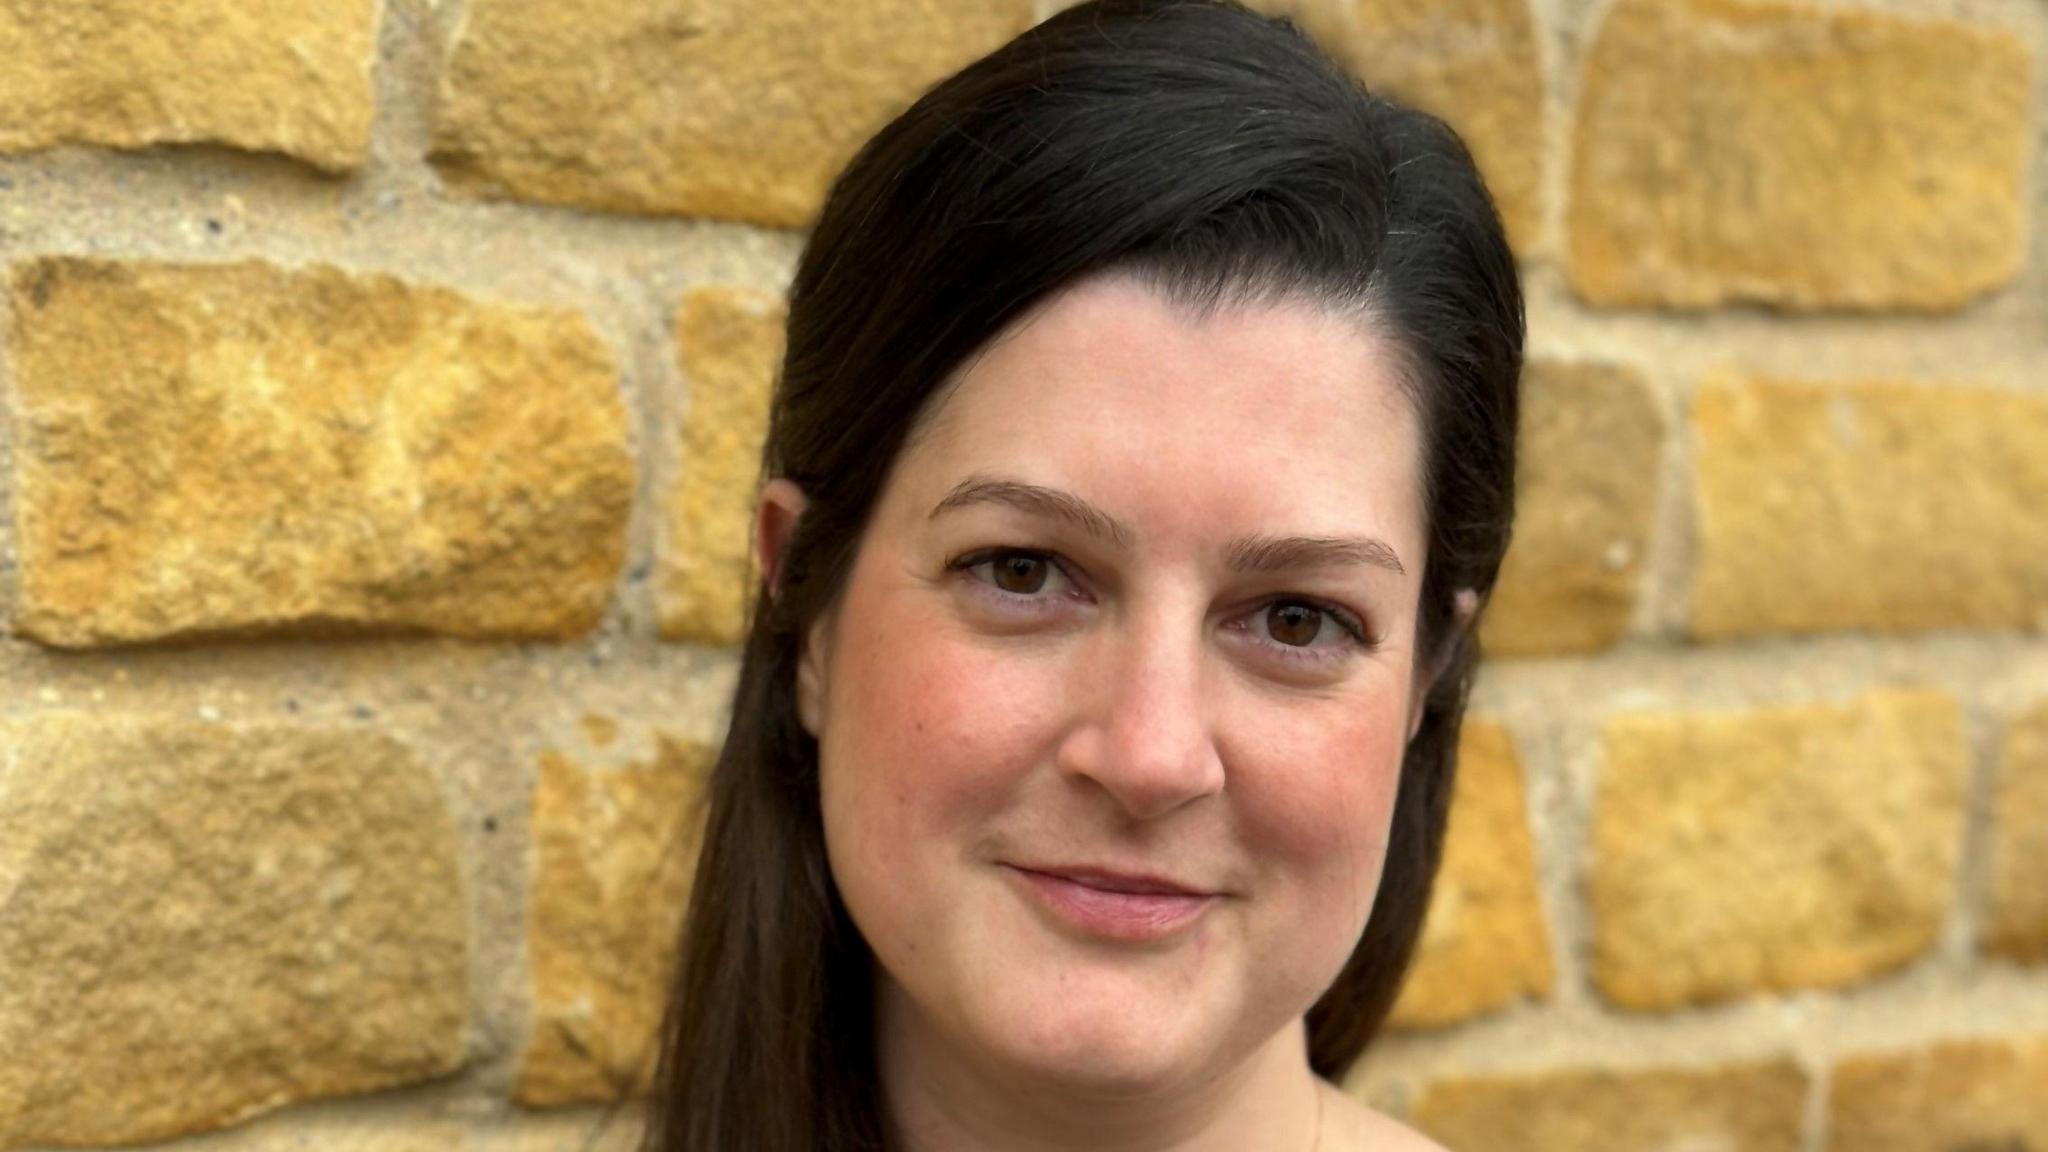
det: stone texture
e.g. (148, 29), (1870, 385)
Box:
(1568, 0), (2032, 311)
(121, 1117), (471, 1152)
(462, 1111), (648, 1152)
(0, 714), (469, 1147)
(1481, 361), (1662, 655)
(1252, 0), (1545, 252)
(0, 0), (378, 172)
(7, 257), (634, 648)
(431, 0), (1035, 226)
(1988, 703), (2048, 963)
(516, 732), (715, 1106)
(657, 288), (784, 646)
(1690, 377), (2048, 640)
(1389, 720), (1553, 1028)
(1414, 1060), (1808, 1152)
(85, 1108), (647, 1152)
(1592, 690), (1965, 1011)
(1828, 1035), (2048, 1151)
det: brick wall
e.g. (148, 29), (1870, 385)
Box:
(0, 0), (2039, 1149)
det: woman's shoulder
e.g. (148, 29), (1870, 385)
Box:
(1317, 1079), (1450, 1152)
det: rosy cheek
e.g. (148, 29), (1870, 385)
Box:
(828, 598), (1051, 842)
(1228, 696), (1407, 916)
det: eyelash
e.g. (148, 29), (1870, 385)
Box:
(944, 547), (1377, 667)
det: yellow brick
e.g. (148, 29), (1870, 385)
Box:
(1482, 361), (1662, 655)
(70, 1109), (648, 1152)
(1568, 0), (2032, 310)
(581, 713), (622, 750)
(1251, 0), (1544, 252)
(1592, 691), (1965, 1010)
(516, 733), (713, 1106)
(7, 257), (634, 648)
(431, 0), (1035, 226)
(1690, 378), (2048, 639)
(1988, 703), (2048, 963)
(0, 0), (377, 171)
(1415, 1061), (1808, 1152)
(1828, 1036), (2048, 1150)
(0, 714), (468, 1147)
(1389, 721), (1553, 1028)
(164, 1118), (469, 1152)
(657, 288), (784, 646)
(458, 1110), (646, 1152)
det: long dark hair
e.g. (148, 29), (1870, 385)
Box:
(641, 2), (1522, 1148)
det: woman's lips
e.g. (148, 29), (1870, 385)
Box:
(1003, 864), (1217, 943)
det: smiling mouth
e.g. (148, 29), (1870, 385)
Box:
(1002, 864), (1218, 943)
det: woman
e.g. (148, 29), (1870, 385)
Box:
(645, 1), (1521, 1148)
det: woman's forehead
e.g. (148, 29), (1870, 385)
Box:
(888, 275), (1427, 549)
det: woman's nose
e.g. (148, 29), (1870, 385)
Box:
(1055, 610), (1226, 821)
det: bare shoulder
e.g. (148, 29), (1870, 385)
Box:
(1316, 1079), (1450, 1152)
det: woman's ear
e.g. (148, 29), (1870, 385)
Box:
(1408, 587), (1481, 743)
(756, 479), (828, 737)
(755, 478), (809, 602)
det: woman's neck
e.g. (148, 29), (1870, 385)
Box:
(878, 989), (1322, 1152)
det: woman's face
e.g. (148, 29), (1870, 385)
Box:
(794, 273), (1429, 1097)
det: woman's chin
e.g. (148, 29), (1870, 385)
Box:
(964, 992), (1236, 1100)
(1006, 1041), (1197, 1100)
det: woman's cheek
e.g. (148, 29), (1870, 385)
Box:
(1225, 687), (1408, 920)
(829, 598), (1067, 838)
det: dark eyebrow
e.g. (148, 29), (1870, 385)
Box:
(1223, 533), (1405, 577)
(929, 476), (1406, 577)
(931, 477), (1135, 548)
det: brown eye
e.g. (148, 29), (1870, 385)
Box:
(1265, 602), (1324, 647)
(990, 552), (1050, 595)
